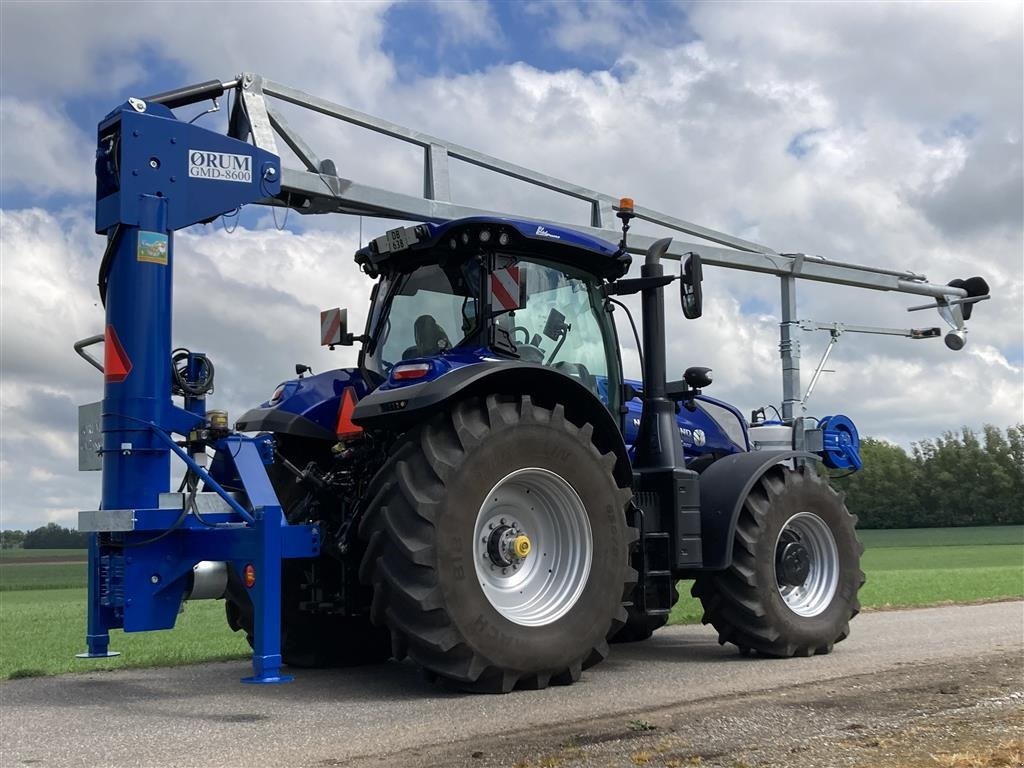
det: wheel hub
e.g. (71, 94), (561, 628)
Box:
(774, 512), (840, 618)
(777, 540), (811, 587)
(485, 525), (530, 568)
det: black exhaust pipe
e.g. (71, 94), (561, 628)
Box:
(632, 238), (685, 472)
(629, 237), (703, 572)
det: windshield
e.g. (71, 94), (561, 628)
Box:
(489, 255), (619, 408)
(361, 253), (620, 415)
(363, 260), (482, 373)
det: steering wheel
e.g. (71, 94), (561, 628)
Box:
(513, 326), (532, 344)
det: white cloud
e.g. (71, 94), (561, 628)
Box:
(0, 3), (397, 106)
(0, 99), (95, 197)
(685, 2), (1024, 128)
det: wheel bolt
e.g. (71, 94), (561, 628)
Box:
(502, 568), (508, 575)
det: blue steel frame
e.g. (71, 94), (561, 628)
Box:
(82, 100), (319, 683)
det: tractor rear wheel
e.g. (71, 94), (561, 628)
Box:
(691, 464), (864, 657)
(359, 395), (635, 692)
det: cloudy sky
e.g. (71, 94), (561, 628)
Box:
(1, 1), (1021, 531)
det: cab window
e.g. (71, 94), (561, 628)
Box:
(365, 262), (480, 372)
(489, 257), (619, 409)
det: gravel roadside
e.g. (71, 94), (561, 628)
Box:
(363, 651), (1023, 768)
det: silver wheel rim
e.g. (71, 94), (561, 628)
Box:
(473, 467), (592, 627)
(774, 512), (839, 617)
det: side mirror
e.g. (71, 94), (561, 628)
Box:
(684, 366), (713, 388)
(543, 307), (568, 341)
(680, 253), (703, 320)
(320, 307), (354, 349)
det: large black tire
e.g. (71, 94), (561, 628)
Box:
(359, 394), (636, 693)
(224, 460), (391, 668)
(691, 464), (865, 657)
(610, 581), (679, 643)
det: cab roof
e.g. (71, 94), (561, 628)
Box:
(355, 216), (631, 281)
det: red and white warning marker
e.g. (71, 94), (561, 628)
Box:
(320, 307), (345, 347)
(490, 265), (522, 312)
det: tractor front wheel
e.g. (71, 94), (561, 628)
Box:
(359, 395), (635, 692)
(691, 464), (864, 657)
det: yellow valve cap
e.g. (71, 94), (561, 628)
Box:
(513, 534), (531, 559)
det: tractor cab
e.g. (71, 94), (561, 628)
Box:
(350, 217), (631, 412)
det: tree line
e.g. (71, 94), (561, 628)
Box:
(1, 523), (88, 549)
(830, 424), (1023, 529)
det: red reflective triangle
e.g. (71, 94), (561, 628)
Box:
(335, 387), (363, 439)
(104, 325), (132, 383)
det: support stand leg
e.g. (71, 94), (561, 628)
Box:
(77, 533), (120, 659)
(240, 509), (291, 684)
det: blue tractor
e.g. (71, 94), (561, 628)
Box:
(219, 214), (864, 689)
(77, 76), (987, 689)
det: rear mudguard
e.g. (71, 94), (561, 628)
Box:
(698, 450), (820, 570)
(352, 361), (633, 489)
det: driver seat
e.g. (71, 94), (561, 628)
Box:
(402, 314), (451, 359)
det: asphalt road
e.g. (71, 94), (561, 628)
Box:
(2, 602), (1021, 768)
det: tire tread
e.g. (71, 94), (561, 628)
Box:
(359, 395), (636, 692)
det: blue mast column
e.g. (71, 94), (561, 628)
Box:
(83, 195), (173, 658)
(102, 195), (174, 511)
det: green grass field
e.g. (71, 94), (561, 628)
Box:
(857, 525), (1024, 548)
(0, 548), (87, 560)
(0, 561), (86, 591)
(849, 525), (1023, 610)
(0, 589), (249, 679)
(1, 526), (1021, 679)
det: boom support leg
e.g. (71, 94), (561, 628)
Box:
(779, 276), (801, 423)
